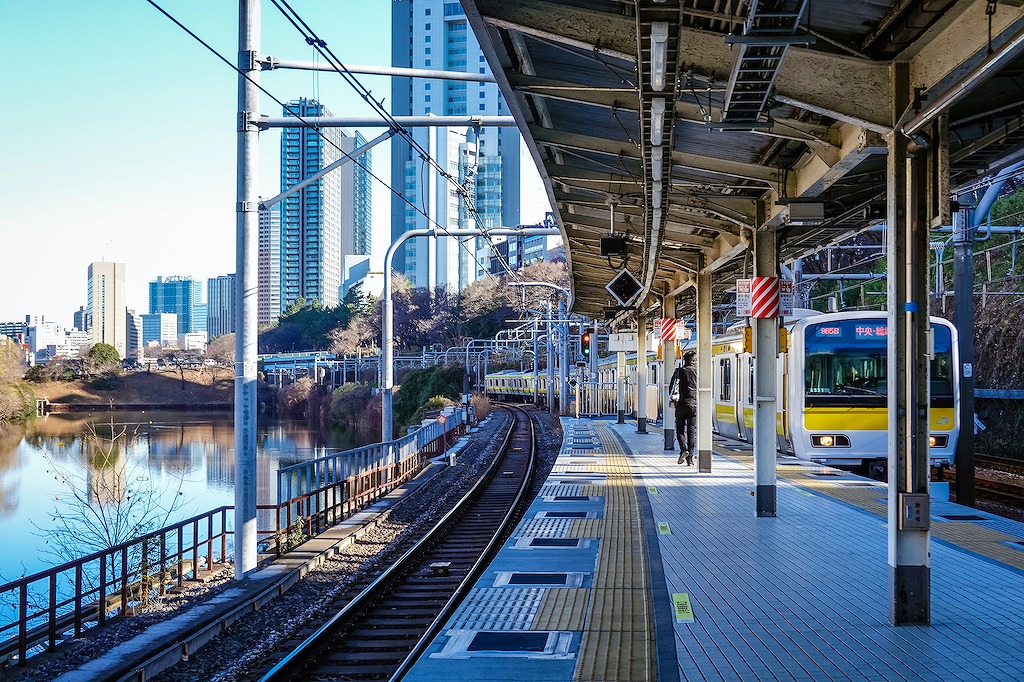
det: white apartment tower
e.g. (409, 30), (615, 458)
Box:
(87, 262), (127, 358)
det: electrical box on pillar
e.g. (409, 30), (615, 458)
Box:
(743, 326), (753, 353)
(778, 327), (789, 353)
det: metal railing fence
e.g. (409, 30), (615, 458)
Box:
(0, 406), (472, 666)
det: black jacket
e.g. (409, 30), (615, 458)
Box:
(669, 365), (698, 406)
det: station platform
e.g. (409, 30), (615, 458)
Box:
(404, 415), (1024, 681)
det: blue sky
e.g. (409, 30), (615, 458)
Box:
(0, 1), (397, 326)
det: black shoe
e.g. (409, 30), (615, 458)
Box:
(677, 453), (686, 464)
(686, 454), (694, 466)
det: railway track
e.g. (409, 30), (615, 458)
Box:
(255, 405), (537, 682)
(942, 457), (1024, 507)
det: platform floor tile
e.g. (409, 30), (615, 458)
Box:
(605, 420), (1024, 681)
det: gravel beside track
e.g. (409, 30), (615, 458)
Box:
(2, 407), (563, 682)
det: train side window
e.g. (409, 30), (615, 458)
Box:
(747, 357), (754, 404)
(720, 359), (732, 401)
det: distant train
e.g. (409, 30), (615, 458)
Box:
(486, 310), (959, 473)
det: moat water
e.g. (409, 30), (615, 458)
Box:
(0, 410), (371, 581)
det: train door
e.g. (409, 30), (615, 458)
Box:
(776, 351), (790, 452)
(715, 355), (740, 439)
(736, 355), (754, 442)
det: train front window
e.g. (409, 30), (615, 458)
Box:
(804, 320), (954, 407)
(804, 320), (887, 406)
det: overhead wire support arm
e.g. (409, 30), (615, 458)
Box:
(258, 115), (517, 128)
(259, 57), (498, 83)
(260, 129), (395, 210)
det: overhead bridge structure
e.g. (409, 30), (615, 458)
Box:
(460, 0), (1024, 625)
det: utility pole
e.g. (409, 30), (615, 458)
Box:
(233, 0), (260, 578)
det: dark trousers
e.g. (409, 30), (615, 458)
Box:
(675, 402), (697, 454)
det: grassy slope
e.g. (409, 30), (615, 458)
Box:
(31, 367), (233, 406)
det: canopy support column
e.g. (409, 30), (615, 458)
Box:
(753, 207), (778, 517)
(697, 267), (713, 472)
(888, 61), (932, 625)
(663, 294), (677, 451)
(637, 312), (648, 433)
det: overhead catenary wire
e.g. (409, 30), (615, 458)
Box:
(145, 0), (515, 286)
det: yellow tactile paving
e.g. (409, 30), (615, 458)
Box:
(716, 443), (1024, 571)
(573, 430), (654, 682)
(567, 519), (603, 538)
(585, 588), (649, 631)
(533, 587), (589, 631)
(575, 628), (653, 682)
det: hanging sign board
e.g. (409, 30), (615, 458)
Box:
(607, 332), (637, 352)
(735, 279), (752, 316)
(779, 280), (794, 316)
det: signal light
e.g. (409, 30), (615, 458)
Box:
(581, 332), (592, 357)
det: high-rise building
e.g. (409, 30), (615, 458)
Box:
(258, 203), (281, 327)
(391, 0), (546, 291)
(280, 99), (343, 311)
(73, 305), (88, 332)
(352, 131), (373, 258)
(141, 313), (178, 346)
(87, 262), (127, 358)
(126, 309), (144, 360)
(207, 274), (236, 338)
(149, 276), (202, 334)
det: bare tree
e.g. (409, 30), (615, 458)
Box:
(34, 416), (188, 593)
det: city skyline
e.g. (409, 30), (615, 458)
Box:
(1, 2), (393, 327)
(1, 3), (552, 328)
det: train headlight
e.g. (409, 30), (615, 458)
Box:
(929, 434), (949, 448)
(811, 434), (850, 448)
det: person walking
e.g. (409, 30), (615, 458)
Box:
(669, 351), (698, 465)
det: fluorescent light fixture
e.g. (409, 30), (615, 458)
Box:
(651, 145), (663, 181)
(650, 97), (666, 145)
(652, 180), (663, 206)
(650, 23), (669, 92)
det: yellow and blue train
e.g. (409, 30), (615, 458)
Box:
(485, 310), (959, 472)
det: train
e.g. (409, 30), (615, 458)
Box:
(485, 310), (959, 474)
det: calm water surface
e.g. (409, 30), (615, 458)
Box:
(0, 410), (370, 581)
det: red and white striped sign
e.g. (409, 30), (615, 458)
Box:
(660, 318), (677, 341)
(750, 276), (780, 318)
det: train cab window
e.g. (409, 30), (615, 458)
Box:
(804, 319), (890, 406)
(931, 325), (954, 407)
(719, 359), (731, 401)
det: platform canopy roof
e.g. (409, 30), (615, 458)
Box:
(462, 0), (1024, 319)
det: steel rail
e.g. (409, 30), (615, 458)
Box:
(258, 406), (536, 681)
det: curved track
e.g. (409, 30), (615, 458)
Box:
(258, 406), (537, 682)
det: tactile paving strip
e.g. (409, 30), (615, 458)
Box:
(533, 587), (589, 631)
(572, 430), (653, 681)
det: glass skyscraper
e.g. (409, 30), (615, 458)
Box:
(278, 98), (372, 313)
(148, 275), (202, 335)
(391, 0), (532, 291)
(207, 274), (236, 338)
